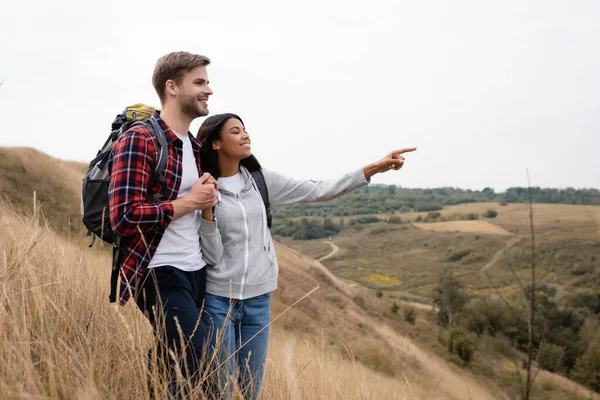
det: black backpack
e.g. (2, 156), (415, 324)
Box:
(81, 105), (169, 247)
(81, 105), (169, 302)
(249, 169), (272, 229)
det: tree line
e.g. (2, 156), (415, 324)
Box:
(273, 186), (600, 219)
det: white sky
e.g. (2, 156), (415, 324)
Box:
(1, 0), (599, 191)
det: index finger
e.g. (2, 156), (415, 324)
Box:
(392, 147), (417, 156)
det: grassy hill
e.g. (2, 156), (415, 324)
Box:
(0, 147), (88, 236)
(1, 146), (598, 399)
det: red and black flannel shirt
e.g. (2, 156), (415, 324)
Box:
(108, 111), (203, 306)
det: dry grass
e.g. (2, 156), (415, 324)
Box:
(0, 200), (430, 399)
(0, 147), (88, 236)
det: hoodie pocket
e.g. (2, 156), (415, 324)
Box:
(264, 243), (276, 266)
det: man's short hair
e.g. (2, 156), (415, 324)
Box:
(152, 52), (211, 104)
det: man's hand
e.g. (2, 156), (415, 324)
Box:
(202, 172), (219, 190)
(363, 147), (417, 180)
(188, 173), (218, 209)
(172, 173), (218, 220)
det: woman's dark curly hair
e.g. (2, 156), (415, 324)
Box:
(196, 113), (261, 179)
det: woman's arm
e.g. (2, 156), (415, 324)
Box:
(264, 147), (416, 209)
(199, 210), (223, 265)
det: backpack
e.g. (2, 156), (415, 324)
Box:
(249, 169), (272, 229)
(81, 104), (169, 302)
(81, 104), (169, 247)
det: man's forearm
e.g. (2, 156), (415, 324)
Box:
(172, 197), (197, 220)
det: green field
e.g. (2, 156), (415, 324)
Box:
(279, 202), (600, 303)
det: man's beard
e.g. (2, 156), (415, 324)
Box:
(178, 91), (208, 119)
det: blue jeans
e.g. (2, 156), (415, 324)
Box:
(202, 292), (271, 400)
(135, 266), (209, 396)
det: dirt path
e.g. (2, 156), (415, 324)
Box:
(479, 236), (521, 273)
(317, 241), (339, 262)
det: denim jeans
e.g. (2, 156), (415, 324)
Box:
(201, 292), (271, 400)
(135, 266), (209, 396)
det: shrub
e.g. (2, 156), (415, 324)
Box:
(537, 343), (565, 372)
(446, 247), (473, 262)
(370, 225), (400, 235)
(391, 302), (399, 314)
(404, 307), (416, 325)
(387, 216), (403, 224)
(433, 273), (469, 327)
(415, 215), (423, 222)
(376, 290), (383, 298)
(571, 342), (600, 391)
(415, 204), (442, 212)
(465, 308), (489, 335)
(424, 211), (441, 222)
(568, 289), (600, 313)
(463, 212), (479, 220)
(484, 209), (498, 218)
(570, 263), (595, 276)
(447, 327), (476, 365)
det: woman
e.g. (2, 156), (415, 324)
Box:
(197, 113), (416, 399)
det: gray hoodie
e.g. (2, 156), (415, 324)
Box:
(206, 166), (369, 299)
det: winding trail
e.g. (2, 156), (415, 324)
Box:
(479, 236), (521, 273)
(317, 241), (339, 262)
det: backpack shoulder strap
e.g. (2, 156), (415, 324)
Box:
(131, 118), (169, 201)
(250, 169), (272, 228)
(147, 118), (168, 176)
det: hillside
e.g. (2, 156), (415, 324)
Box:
(0, 147), (503, 399)
(1, 147), (597, 399)
(281, 202), (600, 399)
(0, 147), (88, 235)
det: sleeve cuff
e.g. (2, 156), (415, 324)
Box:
(200, 216), (218, 234)
(157, 200), (174, 228)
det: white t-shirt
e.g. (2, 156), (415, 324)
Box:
(149, 132), (206, 271)
(218, 172), (245, 194)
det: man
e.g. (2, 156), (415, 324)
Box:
(108, 51), (222, 391)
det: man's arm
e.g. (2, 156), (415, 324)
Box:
(108, 128), (174, 236)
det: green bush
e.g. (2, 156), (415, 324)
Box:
(349, 216), (381, 225)
(570, 263), (595, 276)
(448, 327), (476, 365)
(568, 289), (600, 313)
(404, 307), (416, 325)
(446, 247), (473, 262)
(415, 204), (442, 212)
(424, 211), (441, 222)
(463, 212), (479, 220)
(387, 216), (403, 224)
(415, 215), (423, 222)
(484, 209), (498, 218)
(537, 343), (565, 372)
(571, 342), (600, 391)
(391, 302), (399, 314)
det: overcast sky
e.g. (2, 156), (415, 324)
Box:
(1, 0), (598, 191)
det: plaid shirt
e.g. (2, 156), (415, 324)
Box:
(108, 111), (203, 306)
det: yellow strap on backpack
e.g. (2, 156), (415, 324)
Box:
(125, 103), (157, 121)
